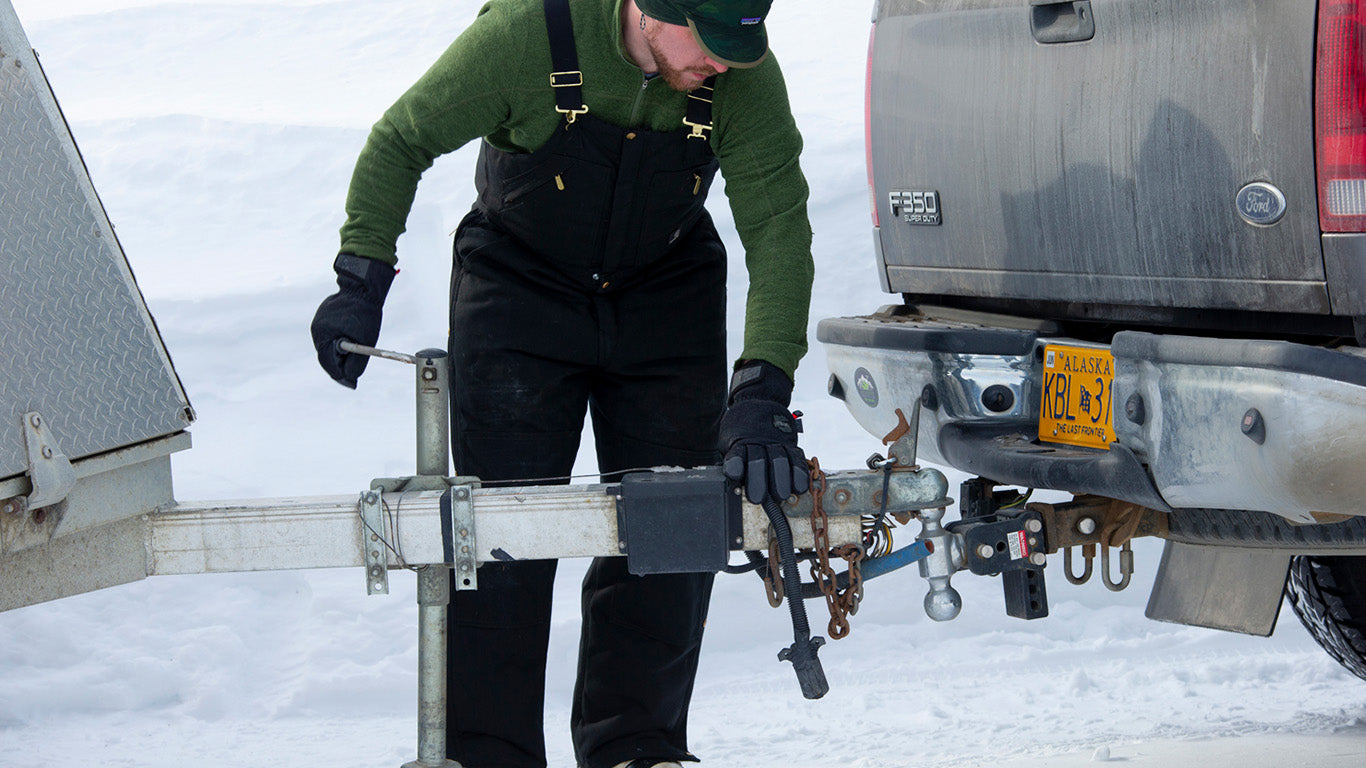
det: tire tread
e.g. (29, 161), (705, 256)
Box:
(1287, 555), (1366, 682)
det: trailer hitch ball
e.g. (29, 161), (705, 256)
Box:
(916, 506), (964, 621)
(924, 576), (962, 622)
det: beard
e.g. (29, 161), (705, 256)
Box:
(655, 61), (714, 92)
(642, 31), (716, 92)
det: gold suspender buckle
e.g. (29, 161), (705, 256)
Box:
(550, 70), (589, 124)
(683, 118), (712, 140)
(683, 85), (714, 140)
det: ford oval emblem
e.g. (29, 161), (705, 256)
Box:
(1236, 182), (1287, 226)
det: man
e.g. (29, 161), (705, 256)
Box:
(310, 1), (813, 766)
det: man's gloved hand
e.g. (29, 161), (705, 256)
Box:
(309, 253), (396, 389)
(718, 360), (810, 504)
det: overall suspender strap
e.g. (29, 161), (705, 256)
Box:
(684, 75), (717, 140)
(543, 0), (588, 123)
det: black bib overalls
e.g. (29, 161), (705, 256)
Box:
(445, 3), (725, 767)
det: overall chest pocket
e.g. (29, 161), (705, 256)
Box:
(634, 159), (718, 265)
(479, 149), (615, 269)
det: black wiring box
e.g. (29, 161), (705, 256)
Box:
(617, 467), (740, 575)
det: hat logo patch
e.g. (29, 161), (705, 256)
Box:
(740, 16), (762, 24)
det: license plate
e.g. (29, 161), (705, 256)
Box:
(1039, 344), (1114, 450)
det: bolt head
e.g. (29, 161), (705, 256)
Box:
(1026, 518), (1043, 533)
(1030, 552), (1047, 566)
(977, 544), (995, 560)
(1077, 517), (1097, 535)
(29, 414), (40, 427)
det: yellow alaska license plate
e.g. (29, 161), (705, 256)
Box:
(1039, 344), (1115, 450)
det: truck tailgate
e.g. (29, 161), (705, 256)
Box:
(871, 0), (1323, 312)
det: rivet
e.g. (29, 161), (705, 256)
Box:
(41, 446), (53, 459)
(1030, 552), (1047, 566)
(29, 414), (40, 427)
(1241, 408), (1267, 445)
(977, 544), (994, 560)
(1077, 518), (1097, 535)
(1125, 393), (1146, 425)
(1025, 519), (1043, 533)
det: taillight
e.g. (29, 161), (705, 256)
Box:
(1317, 0), (1366, 231)
(866, 24), (878, 228)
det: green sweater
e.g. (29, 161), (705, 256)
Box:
(339, 0), (814, 378)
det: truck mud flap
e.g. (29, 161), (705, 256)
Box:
(938, 423), (1171, 512)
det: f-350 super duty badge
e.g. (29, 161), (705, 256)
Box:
(889, 189), (941, 225)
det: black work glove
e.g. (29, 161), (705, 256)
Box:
(309, 253), (396, 389)
(718, 360), (810, 504)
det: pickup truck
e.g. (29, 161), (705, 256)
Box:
(819, 0), (1366, 680)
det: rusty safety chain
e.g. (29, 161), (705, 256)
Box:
(806, 457), (864, 639)
(763, 533), (785, 607)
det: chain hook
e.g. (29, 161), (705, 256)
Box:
(1100, 539), (1133, 592)
(1064, 543), (1095, 585)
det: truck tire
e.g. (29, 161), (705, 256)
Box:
(1286, 556), (1366, 682)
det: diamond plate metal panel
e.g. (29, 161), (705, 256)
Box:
(0, 2), (192, 482)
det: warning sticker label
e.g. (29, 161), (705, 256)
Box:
(1008, 530), (1029, 560)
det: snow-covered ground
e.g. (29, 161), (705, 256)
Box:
(2, 1), (1365, 766)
